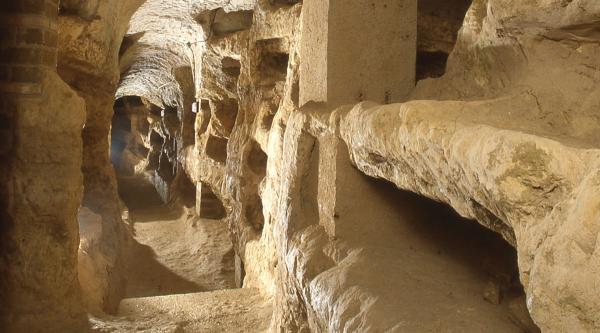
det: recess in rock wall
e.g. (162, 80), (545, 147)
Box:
(254, 38), (289, 132)
(269, 0), (302, 7)
(247, 140), (267, 178)
(212, 98), (239, 138)
(258, 51), (289, 87)
(222, 57), (241, 78)
(205, 134), (229, 164)
(245, 197), (264, 232)
(259, 101), (278, 131)
(243, 140), (268, 232)
(210, 9), (254, 37)
(196, 181), (226, 219)
(312, 139), (540, 331)
(416, 0), (471, 81)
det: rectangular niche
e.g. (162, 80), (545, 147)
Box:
(205, 134), (229, 164)
(212, 98), (239, 138)
(222, 56), (241, 78)
(211, 9), (254, 37)
(255, 38), (289, 87)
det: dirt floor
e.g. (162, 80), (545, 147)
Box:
(88, 177), (273, 332)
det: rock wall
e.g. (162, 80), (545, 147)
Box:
(57, 0), (143, 313)
(2, 0), (599, 331)
(0, 1), (87, 331)
(188, 0), (600, 331)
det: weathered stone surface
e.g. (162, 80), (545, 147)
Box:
(300, 0), (417, 107)
(337, 77), (600, 333)
(4, 0), (600, 332)
(57, 0), (144, 313)
(2, 69), (87, 332)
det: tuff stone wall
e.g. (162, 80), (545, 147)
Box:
(2, 0), (600, 331)
(0, 1), (87, 331)
(185, 0), (600, 331)
(57, 0), (144, 313)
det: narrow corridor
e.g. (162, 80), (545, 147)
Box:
(89, 177), (272, 332)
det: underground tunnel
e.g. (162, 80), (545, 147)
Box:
(1, 0), (600, 332)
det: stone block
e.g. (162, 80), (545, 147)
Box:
(300, 0), (417, 107)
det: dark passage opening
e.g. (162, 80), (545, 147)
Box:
(416, 0), (472, 81)
(416, 51), (449, 81)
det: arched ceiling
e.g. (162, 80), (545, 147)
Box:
(116, 0), (255, 108)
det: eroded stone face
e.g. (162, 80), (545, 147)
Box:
(4, 0), (600, 331)
(184, 0), (600, 331)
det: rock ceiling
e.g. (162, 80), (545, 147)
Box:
(116, 0), (255, 107)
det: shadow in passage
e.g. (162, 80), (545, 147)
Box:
(124, 240), (204, 298)
(116, 175), (235, 299)
(117, 176), (183, 223)
(366, 176), (518, 283)
(326, 143), (540, 332)
(119, 176), (203, 297)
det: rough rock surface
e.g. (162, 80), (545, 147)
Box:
(340, 101), (600, 332)
(188, 0), (600, 331)
(91, 288), (272, 333)
(58, 0), (144, 313)
(3, 0), (600, 332)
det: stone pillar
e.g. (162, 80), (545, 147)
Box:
(0, 0), (87, 330)
(300, 0), (417, 107)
